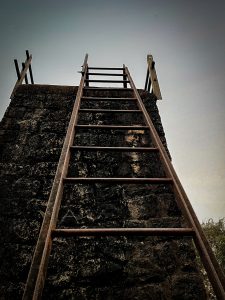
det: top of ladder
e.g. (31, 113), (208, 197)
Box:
(81, 54), (162, 99)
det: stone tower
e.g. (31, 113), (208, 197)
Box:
(0, 53), (224, 299)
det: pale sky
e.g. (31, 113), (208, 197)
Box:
(0, 0), (225, 222)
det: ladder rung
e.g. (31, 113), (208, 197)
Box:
(79, 109), (141, 113)
(52, 228), (195, 237)
(86, 73), (124, 76)
(76, 125), (149, 130)
(81, 97), (137, 101)
(85, 79), (130, 83)
(70, 146), (158, 152)
(88, 67), (124, 70)
(63, 178), (173, 184)
(83, 87), (132, 91)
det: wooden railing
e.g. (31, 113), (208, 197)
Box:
(144, 54), (162, 100)
(10, 50), (34, 99)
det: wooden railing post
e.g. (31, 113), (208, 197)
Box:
(26, 50), (34, 84)
(123, 64), (127, 88)
(14, 59), (21, 80)
(22, 62), (29, 84)
(10, 50), (34, 99)
(145, 54), (162, 100)
(144, 67), (149, 91)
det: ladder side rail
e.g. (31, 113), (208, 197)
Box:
(147, 54), (162, 100)
(10, 53), (33, 99)
(23, 54), (89, 300)
(125, 66), (225, 300)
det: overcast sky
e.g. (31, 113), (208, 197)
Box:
(0, 0), (224, 222)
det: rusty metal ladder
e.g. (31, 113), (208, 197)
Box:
(23, 54), (225, 300)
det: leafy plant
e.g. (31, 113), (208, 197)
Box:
(199, 218), (225, 299)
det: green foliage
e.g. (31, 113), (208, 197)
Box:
(202, 218), (225, 272)
(199, 218), (225, 299)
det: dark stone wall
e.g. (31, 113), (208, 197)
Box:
(0, 85), (77, 299)
(0, 85), (206, 299)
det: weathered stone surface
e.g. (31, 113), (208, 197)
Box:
(80, 99), (138, 110)
(58, 183), (181, 229)
(0, 85), (76, 299)
(68, 151), (165, 178)
(74, 128), (152, 147)
(0, 85), (206, 299)
(42, 236), (205, 300)
(78, 111), (145, 125)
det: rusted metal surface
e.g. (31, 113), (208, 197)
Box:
(83, 87), (132, 91)
(81, 96), (137, 101)
(125, 66), (225, 299)
(79, 109), (141, 113)
(52, 228), (195, 237)
(76, 125), (149, 129)
(22, 54), (89, 300)
(63, 177), (173, 184)
(70, 146), (159, 152)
